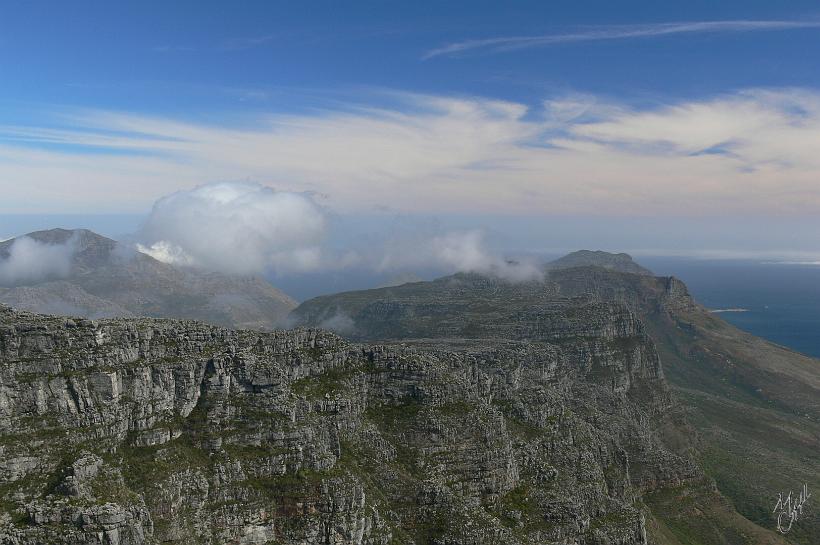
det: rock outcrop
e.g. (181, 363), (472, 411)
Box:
(0, 300), (696, 544)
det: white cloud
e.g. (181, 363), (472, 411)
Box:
(378, 230), (542, 282)
(138, 182), (326, 275)
(135, 182), (540, 280)
(135, 241), (196, 267)
(423, 20), (820, 59)
(4, 88), (820, 218)
(317, 311), (355, 334)
(0, 236), (76, 286)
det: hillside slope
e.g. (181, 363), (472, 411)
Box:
(547, 265), (820, 545)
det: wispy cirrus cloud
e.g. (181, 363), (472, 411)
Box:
(3, 89), (820, 219)
(153, 34), (276, 54)
(219, 34), (276, 51)
(423, 20), (820, 59)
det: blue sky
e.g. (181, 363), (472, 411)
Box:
(4, 1), (820, 114)
(3, 1), (820, 258)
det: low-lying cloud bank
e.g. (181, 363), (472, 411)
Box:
(137, 182), (540, 282)
(0, 182), (540, 285)
(0, 235), (76, 286)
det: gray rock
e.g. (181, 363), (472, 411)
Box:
(0, 299), (697, 544)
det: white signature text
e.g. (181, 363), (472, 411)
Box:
(772, 483), (811, 534)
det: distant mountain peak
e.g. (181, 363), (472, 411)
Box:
(547, 250), (653, 276)
(22, 227), (109, 243)
(0, 228), (124, 272)
(0, 227), (296, 329)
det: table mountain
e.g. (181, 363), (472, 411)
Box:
(0, 229), (296, 330)
(0, 247), (813, 544)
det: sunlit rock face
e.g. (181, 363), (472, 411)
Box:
(0, 300), (699, 544)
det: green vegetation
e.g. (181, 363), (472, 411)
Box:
(289, 363), (376, 398)
(290, 369), (347, 398)
(365, 399), (423, 432)
(435, 400), (472, 416)
(645, 480), (788, 545)
(120, 434), (210, 491)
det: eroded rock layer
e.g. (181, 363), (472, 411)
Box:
(0, 301), (696, 544)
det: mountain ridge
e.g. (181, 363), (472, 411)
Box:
(289, 251), (820, 543)
(0, 247), (815, 543)
(546, 249), (654, 276)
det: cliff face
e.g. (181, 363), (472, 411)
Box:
(0, 302), (695, 545)
(544, 267), (820, 545)
(518, 264), (820, 545)
(289, 266), (803, 544)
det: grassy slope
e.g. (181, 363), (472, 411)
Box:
(644, 479), (790, 545)
(647, 308), (820, 544)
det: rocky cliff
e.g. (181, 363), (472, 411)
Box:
(545, 265), (820, 545)
(0, 299), (703, 545)
(290, 263), (802, 544)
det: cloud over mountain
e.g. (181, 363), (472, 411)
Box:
(378, 230), (542, 282)
(138, 182), (326, 275)
(0, 235), (76, 286)
(136, 182), (539, 281)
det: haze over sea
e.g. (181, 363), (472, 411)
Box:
(643, 257), (820, 358)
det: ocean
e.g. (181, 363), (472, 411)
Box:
(641, 257), (820, 359)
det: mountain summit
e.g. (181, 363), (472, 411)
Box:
(0, 228), (296, 329)
(547, 250), (653, 275)
(0, 228), (118, 272)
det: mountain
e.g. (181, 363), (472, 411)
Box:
(547, 263), (820, 545)
(290, 253), (820, 544)
(0, 299), (751, 545)
(547, 250), (654, 275)
(0, 249), (815, 543)
(0, 229), (296, 329)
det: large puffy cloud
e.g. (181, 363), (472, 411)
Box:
(6, 88), (820, 218)
(138, 183), (325, 275)
(0, 236), (76, 286)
